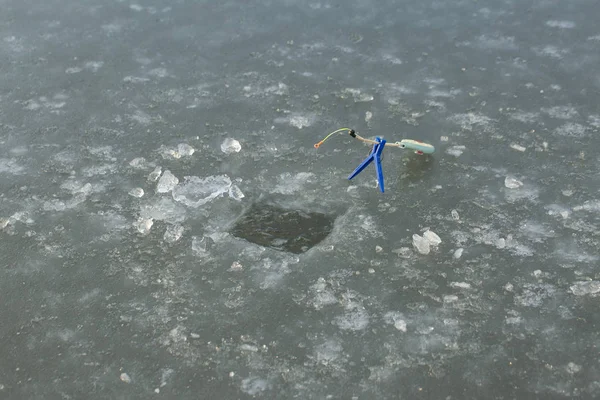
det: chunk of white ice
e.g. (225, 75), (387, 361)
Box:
(412, 234), (431, 255)
(453, 248), (463, 259)
(177, 143), (195, 156)
(156, 170), (179, 193)
(128, 188), (144, 198)
(221, 138), (241, 154)
(228, 184), (245, 201)
(172, 175), (232, 207)
(505, 176), (523, 189)
(163, 224), (184, 243)
(134, 218), (153, 234)
(148, 166), (162, 182)
(423, 230), (442, 246)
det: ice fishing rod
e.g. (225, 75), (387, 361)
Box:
(314, 127), (435, 193)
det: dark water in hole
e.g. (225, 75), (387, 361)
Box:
(230, 203), (336, 253)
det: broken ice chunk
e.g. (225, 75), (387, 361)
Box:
(394, 319), (407, 332)
(134, 218), (153, 234)
(221, 138), (241, 154)
(177, 143), (195, 156)
(163, 224), (184, 243)
(412, 234), (431, 255)
(120, 373), (131, 383)
(423, 230), (441, 246)
(504, 176), (523, 189)
(453, 248), (463, 259)
(451, 209), (460, 221)
(129, 157), (148, 169)
(228, 184), (245, 201)
(156, 170), (179, 193)
(172, 175), (232, 207)
(148, 166), (162, 182)
(128, 187), (144, 198)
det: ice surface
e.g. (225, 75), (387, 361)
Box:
(156, 170), (179, 193)
(412, 234), (430, 255)
(221, 138), (241, 154)
(172, 175), (232, 207)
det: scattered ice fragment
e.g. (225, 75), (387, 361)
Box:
(504, 283), (514, 292)
(148, 166), (162, 182)
(129, 157), (148, 169)
(229, 372), (235, 378)
(496, 238), (506, 249)
(451, 209), (460, 221)
(412, 234), (431, 255)
(229, 261), (243, 271)
(120, 373), (131, 383)
(156, 170), (179, 193)
(546, 20), (576, 29)
(446, 145), (466, 157)
(365, 111), (373, 122)
(128, 188), (144, 198)
(533, 269), (542, 278)
(504, 176), (523, 189)
(423, 230), (441, 246)
(368, 268), (375, 274)
(375, 245), (383, 253)
(444, 295), (459, 303)
(562, 189), (574, 197)
(0, 218), (8, 229)
(450, 282), (471, 289)
(570, 281), (600, 296)
(163, 224), (184, 243)
(228, 184), (245, 201)
(394, 320), (407, 332)
(134, 218), (153, 235)
(510, 143), (526, 152)
(221, 138), (241, 154)
(566, 362), (582, 374)
(177, 143), (195, 156)
(453, 248), (463, 259)
(172, 175), (232, 207)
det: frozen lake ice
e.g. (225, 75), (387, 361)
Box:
(1, 0), (600, 398)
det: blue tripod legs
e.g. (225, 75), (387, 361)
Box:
(348, 137), (386, 193)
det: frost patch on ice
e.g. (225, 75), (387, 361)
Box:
(272, 172), (314, 194)
(509, 111), (540, 123)
(449, 113), (493, 132)
(514, 283), (556, 307)
(475, 34), (518, 50)
(554, 122), (588, 137)
(541, 106), (579, 119)
(339, 88), (374, 102)
(570, 281), (600, 296)
(0, 158), (25, 174)
(546, 20), (576, 29)
(534, 45), (568, 59)
(221, 138), (241, 154)
(139, 198), (186, 223)
(446, 145), (466, 157)
(384, 312), (407, 332)
(273, 112), (316, 129)
(172, 175), (232, 207)
(307, 278), (337, 310)
(312, 339), (344, 366)
(587, 115), (600, 128)
(335, 308), (370, 331)
(241, 377), (270, 395)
